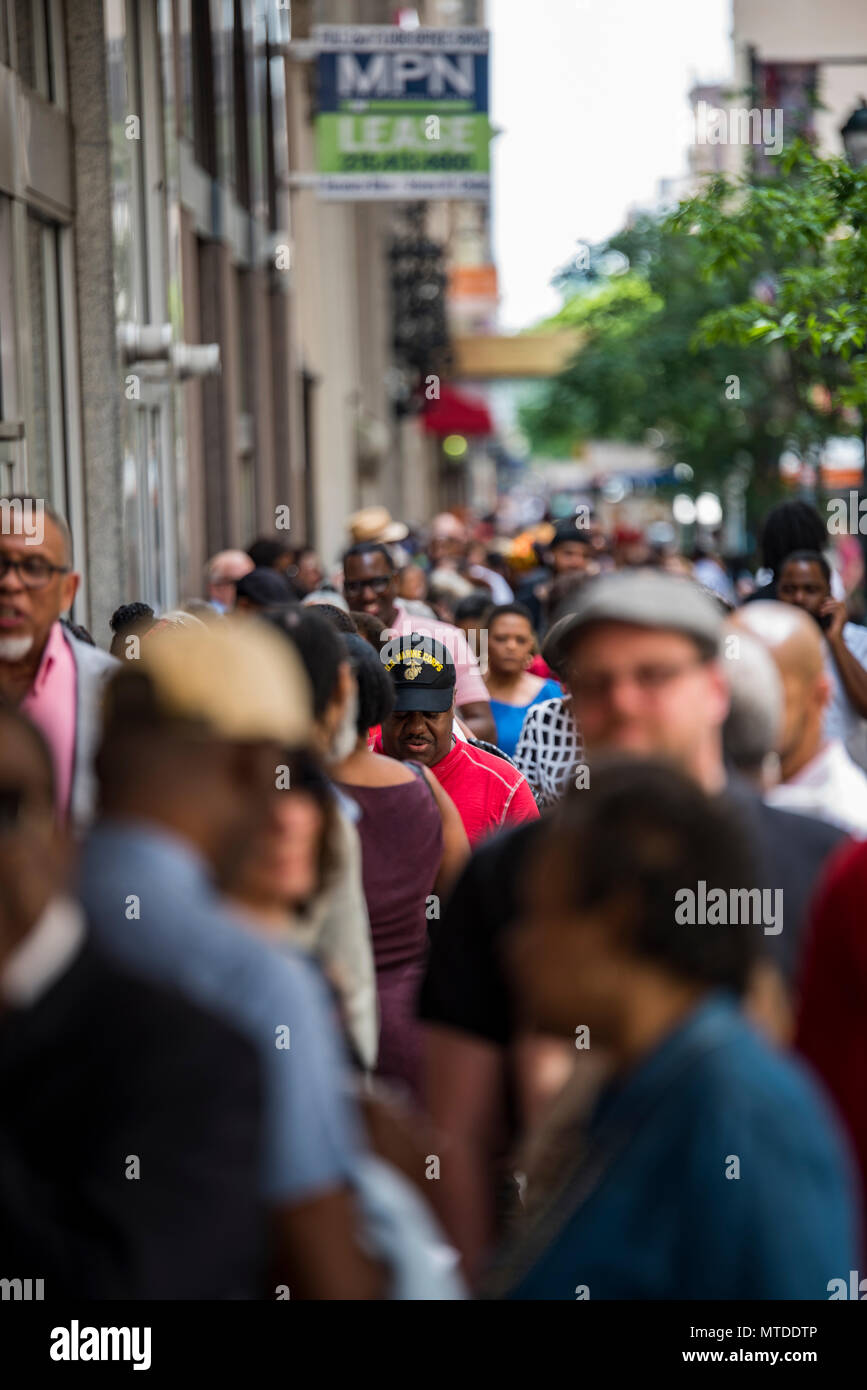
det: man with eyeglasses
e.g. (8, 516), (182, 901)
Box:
(421, 569), (846, 1282)
(342, 541), (497, 743)
(0, 495), (116, 828)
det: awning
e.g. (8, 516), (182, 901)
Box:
(421, 383), (493, 437)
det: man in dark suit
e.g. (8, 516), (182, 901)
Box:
(0, 705), (265, 1299)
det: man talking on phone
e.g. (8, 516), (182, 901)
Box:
(776, 549), (867, 770)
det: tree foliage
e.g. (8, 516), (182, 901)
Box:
(670, 141), (867, 420)
(521, 142), (867, 514)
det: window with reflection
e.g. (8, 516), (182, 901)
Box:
(211, 0), (237, 190)
(191, 0), (216, 174)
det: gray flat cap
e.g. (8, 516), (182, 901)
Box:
(543, 569), (724, 673)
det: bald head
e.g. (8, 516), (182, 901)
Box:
(730, 601), (824, 683)
(727, 601), (829, 781)
(205, 549), (254, 610)
(721, 629), (782, 782)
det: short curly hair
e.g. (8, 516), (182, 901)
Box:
(110, 602), (154, 633)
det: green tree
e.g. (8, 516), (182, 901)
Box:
(522, 144), (867, 521)
(668, 140), (867, 463)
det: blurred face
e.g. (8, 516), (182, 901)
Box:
(209, 738), (291, 861)
(397, 565), (428, 601)
(552, 541), (590, 576)
(296, 551), (323, 594)
(776, 667), (827, 773)
(509, 835), (631, 1042)
(233, 789), (326, 913)
(567, 624), (728, 774)
(343, 551), (398, 625)
(208, 555), (253, 611)
(615, 539), (653, 568)
(455, 614), (484, 652)
(0, 716), (63, 958)
(776, 560), (829, 619)
(0, 516), (77, 664)
(488, 614), (534, 676)
(661, 554), (693, 579)
(320, 662), (358, 765)
(466, 541), (487, 567)
(381, 701), (454, 766)
(429, 531), (466, 567)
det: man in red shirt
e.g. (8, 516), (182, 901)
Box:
(379, 632), (539, 847)
(342, 542), (496, 743)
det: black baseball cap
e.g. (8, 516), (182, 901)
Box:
(381, 632), (456, 713)
(235, 567), (293, 607)
(550, 517), (593, 548)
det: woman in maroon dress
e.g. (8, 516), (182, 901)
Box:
(335, 635), (469, 1099)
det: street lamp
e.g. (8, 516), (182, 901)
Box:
(841, 99), (867, 169)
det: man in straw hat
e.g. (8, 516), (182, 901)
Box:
(346, 505), (410, 549)
(78, 618), (454, 1298)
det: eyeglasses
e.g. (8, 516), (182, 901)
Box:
(0, 555), (71, 590)
(343, 574), (393, 597)
(570, 658), (705, 703)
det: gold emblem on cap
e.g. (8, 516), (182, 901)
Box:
(404, 658), (423, 681)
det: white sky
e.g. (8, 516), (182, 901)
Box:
(488, 0), (733, 330)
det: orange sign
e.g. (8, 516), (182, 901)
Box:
(449, 265), (498, 300)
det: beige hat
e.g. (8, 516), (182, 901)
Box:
(105, 616), (313, 746)
(347, 505), (409, 545)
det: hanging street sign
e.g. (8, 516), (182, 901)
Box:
(313, 26), (491, 200)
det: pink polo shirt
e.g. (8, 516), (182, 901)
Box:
(20, 621), (77, 821)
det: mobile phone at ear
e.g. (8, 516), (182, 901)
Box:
(819, 611), (833, 631)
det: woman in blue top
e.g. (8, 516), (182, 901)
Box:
(483, 603), (562, 758)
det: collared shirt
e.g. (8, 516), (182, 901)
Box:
(388, 603), (490, 708)
(80, 821), (364, 1204)
(493, 994), (857, 1300)
(1, 896), (86, 1007)
(20, 621), (77, 820)
(766, 738), (867, 838)
(825, 622), (867, 770)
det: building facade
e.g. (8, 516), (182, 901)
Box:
(0, 0), (494, 638)
(732, 0), (867, 162)
(1, 0), (301, 639)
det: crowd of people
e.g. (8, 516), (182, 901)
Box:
(1, 489), (867, 1300)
